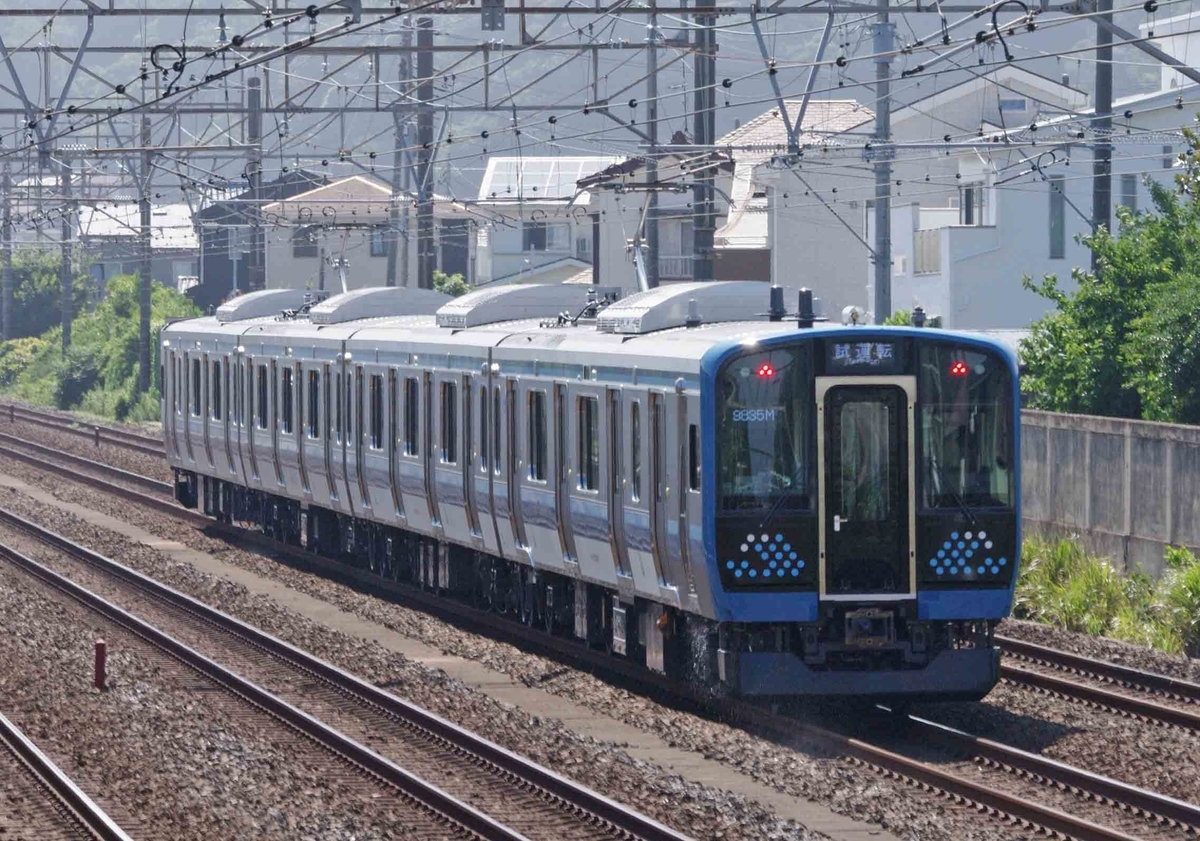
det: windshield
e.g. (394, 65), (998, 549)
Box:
(716, 347), (812, 512)
(918, 344), (1014, 509)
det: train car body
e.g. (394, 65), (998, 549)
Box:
(163, 282), (1020, 702)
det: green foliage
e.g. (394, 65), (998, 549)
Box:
(1016, 535), (1200, 655)
(1020, 122), (1200, 423)
(433, 270), (471, 298)
(0, 274), (198, 422)
(8, 249), (96, 339)
(882, 309), (911, 326)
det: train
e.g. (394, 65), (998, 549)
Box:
(162, 280), (1020, 702)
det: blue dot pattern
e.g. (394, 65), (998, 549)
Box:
(725, 531), (807, 582)
(926, 530), (1008, 579)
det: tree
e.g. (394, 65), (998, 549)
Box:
(432, 269), (471, 297)
(8, 249), (95, 340)
(1020, 122), (1200, 424)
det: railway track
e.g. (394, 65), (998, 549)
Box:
(0, 710), (135, 841)
(0, 403), (161, 457)
(0, 432), (1197, 839)
(0, 507), (694, 841)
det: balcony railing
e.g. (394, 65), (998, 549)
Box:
(914, 229), (942, 275)
(658, 255), (693, 279)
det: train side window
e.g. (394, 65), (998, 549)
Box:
(211, 361), (222, 420)
(578, 396), (599, 491)
(369, 374), (384, 450)
(403, 377), (419, 456)
(528, 390), (547, 481)
(630, 402), (641, 502)
(256, 365), (268, 430)
(688, 423), (700, 491)
(349, 373), (357, 446)
(281, 368), (294, 433)
(307, 371), (320, 438)
(334, 372), (343, 442)
(479, 386), (489, 472)
(493, 388), (502, 476)
(441, 381), (458, 463)
(191, 358), (201, 416)
(176, 359), (183, 415)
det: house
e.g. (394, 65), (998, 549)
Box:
(193, 169), (326, 310)
(754, 68), (1096, 326)
(473, 157), (621, 287)
(262, 174), (483, 292)
(76, 202), (198, 290)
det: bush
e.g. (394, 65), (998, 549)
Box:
(1016, 535), (1200, 655)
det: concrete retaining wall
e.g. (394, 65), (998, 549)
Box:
(1021, 409), (1200, 577)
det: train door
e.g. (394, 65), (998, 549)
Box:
(388, 370), (403, 519)
(489, 380), (518, 560)
(681, 395), (706, 609)
(621, 392), (659, 594)
(200, 353), (214, 468)
(608, 389), (632, 583)
(430, 371), (467, 541)
(517, 380), (564, 572)
(166, 349), (180, 459)
(566, 384), (617, 584)
(472, 379), (502, 556)
(353, 365), (371, 511)
(554, 383), (578, 564)
(321, 364), (338, 504)
(815, 376), (917, 600)
(396, 373), (432, 533)
(183, 353), (197, 464)
(270, 359), (284, 486)
(423, 371), (441, 529)
(222, 354), (236, 476)
(462, 373), (482, 541)
(296, 361), (310, 497)
(648, 390), (678, 589)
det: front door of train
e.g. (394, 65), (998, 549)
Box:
(816, 377), (917, 601)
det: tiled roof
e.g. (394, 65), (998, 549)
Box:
(717, 99), (873, 161)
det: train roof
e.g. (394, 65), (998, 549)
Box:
(164, 282), (1020, 369)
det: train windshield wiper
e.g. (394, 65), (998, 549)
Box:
(757, 466), (806, 533)
(930, 456), (977, 527)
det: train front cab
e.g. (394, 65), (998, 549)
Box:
(703, 328), (1019, 701)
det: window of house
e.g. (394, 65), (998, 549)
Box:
(369, 374), (384, 449)
(370, 228), (388, 257)
(191, 358), (202, 416)
(688, 424), (700, 491)
(404, 378), (420, 456)
(522, 221), (569, 252)
(578, 396), (599, 491)
(441, 382), (458, 463)
(528, 391), (547, 481)
(307, 370), (320, 438)
(256, 365), (268, 429)
(630, 402), (641, 502)
(1120, 174), (1138, 214)
(211, 361), (222, 420)
(479, 386), (489, 472)
(960, 184), (986, 226)
(1048, 176), (1065, 260)
(1164, 145), (1175, 169)
(292, 227), (318, 259)
(281, 368), (293, 433)
(998, 98), (1027, 111)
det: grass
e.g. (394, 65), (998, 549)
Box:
(1015, 534), (1200, 657)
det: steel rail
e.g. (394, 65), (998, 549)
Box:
(999, 634), (1200, 705)
(0, 711), (136, 841)
(906, 714), (1200, 832)
(0, 506), (696, 841)
(0, 404), (162, 457)
(0, 537), (532, 841)
(0, 433), (172, 496)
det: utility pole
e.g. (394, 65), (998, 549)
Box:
(137, 116), (153, 393)
(387, 21), (412, 287)
(59, 156), (73, 355)
(247, 76), (265, 290)
(691, 0), (716, 283)
(416, 17), (435, 290)
(645, 0), (660, 289)
(872, 0), (894, 322)
(1092, 0), (1113, 271)
(1, 164), (11, 341)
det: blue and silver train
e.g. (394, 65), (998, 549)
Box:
(163, 281), (1020, 701)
